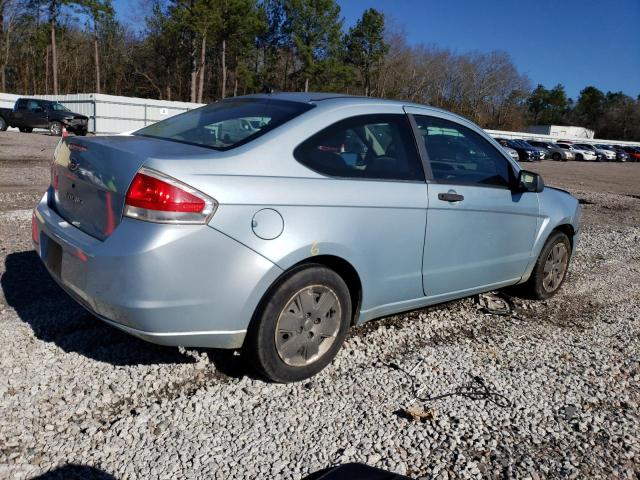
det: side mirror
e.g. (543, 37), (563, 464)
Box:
(518, 170), (544, 193)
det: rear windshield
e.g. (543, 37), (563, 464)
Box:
(135, 98), (314, 150)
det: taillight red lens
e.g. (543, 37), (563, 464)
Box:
(123, 168), (216, 225)
(125, 173), (205, 213)
(32, 211), (39, 244)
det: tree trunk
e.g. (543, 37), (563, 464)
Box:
(0, 5), (4, 92)
(94, 35), (101, 93)
(220, 38), (226, 99)
(50, 1), (58, 95)
(197, 34), (206, 103)
(190, 35), (197, 103)
(304, 76), (309, 93)
(45, 46), (50, 94)
(233, 72), (238, 97)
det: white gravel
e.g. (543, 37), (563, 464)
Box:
(1, 188), (639, 479)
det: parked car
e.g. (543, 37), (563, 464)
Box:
(0, 98), (88, 136)
(494, 138), (540, 162)
(620, 146), (640, 162)
(525, 140), (551, 157)
(498, 144), (520, 161)
(573, 143), (611, 161)
(518, 140), (547, 160)
(33, 93), (581, 382)
(558, 143), (597, 161)
(528, 140), (574, 161)
(594, 144), (630, 162)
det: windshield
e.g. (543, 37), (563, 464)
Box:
(136, 98), (314, 150)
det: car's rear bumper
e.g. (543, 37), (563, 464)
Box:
(33, 193), (282, 349)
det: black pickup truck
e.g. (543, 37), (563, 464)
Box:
(0, 98), (89, 136)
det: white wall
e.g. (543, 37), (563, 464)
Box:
(0, 92), (204, 134)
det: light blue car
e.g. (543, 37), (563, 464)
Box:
(33, 93), (580, 382)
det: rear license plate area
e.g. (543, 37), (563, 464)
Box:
(41, 233), (63, 277)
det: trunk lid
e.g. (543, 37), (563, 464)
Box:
(50, 135), (211, 240)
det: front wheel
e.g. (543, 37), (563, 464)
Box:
(0, 116), (7, 131)
(49, 121), (62, 136)
(521, 231), (571, 300)
(246, 265), (352, 382)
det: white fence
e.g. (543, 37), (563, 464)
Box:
(1, 91), (639, 146)
(485, 129), (640, 147)
(0, 92), (204, 134)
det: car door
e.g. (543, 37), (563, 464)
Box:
(406, 108), (540, 299)
(29, 100), (49, 128)
(12, 99), (28, 127)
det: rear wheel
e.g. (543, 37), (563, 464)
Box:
(49, 121), (62, 136)
(552, 152), (560, 161)
(246, 265), (352, 382)
(0, 116), (7, 131)
(521, 231), (571, 300)
(575, 153), (583, 161)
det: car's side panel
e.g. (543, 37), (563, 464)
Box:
(201, 175), (429, 314)
(422, 184), (540, 297)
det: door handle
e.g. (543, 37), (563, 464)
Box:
(438, 192), (464, 202)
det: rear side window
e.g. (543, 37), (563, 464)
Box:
(15, 99), (27, 110)
(414, 115), (515, 188)
(294, 114), (424, 181)
(136, 98), (314, 150)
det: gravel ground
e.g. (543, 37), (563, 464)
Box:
(0, 131), (639, 479)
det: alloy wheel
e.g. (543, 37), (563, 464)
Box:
(50, 122), (61, 136)
(542, 243), (568, 293)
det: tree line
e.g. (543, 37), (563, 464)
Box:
(1, 0), (638, 140)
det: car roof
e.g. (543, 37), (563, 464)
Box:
(235, 92), (470, 123)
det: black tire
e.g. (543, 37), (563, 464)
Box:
(575, 153), (583, 162)
(0, 116), (7, 131)
(521, 231), (571, 300)
(49, 121), (62, 136)
(552, 152), (560, 161)
(19, 127), (33, 133)
(245, 265), (352, 383)
(77, 129), (87, 136)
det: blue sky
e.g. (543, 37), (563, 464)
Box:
(113, 0), (640, 100)
(338, 0), (640, 100)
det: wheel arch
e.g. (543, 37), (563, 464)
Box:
(295, 255), (363, 325)
(249, 254), (363, 335)
(551, 223), (575, 250)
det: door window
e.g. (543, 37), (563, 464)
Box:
(414, 115), (515, 188)
(294, 114), (424, 181)
(27, 100), (41, 112)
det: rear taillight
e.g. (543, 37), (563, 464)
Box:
(124, 168), (216, 224)
(32, 210), (39, 244)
